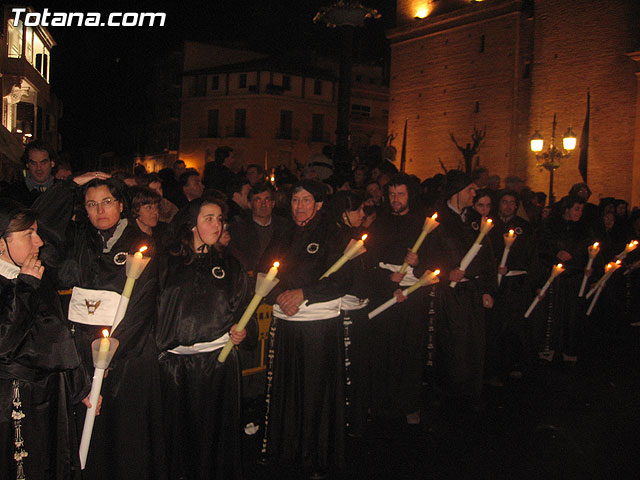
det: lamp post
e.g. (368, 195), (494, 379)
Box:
(314, 1), (381, 175)
(530, 114), (576, 205)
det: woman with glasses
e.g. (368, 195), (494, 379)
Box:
(33, 173), (166, 480)
(0, 199), (91, 479)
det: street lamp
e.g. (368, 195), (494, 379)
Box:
(314, 1), (381, 175)
(530, 113), (576, 205)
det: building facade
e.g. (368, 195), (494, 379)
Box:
(1, 5), (61, 153)
(389, 0), (640, 205)
(178, 42), (389, 174)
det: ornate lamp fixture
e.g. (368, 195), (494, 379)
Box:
(530, 114), (576, 205)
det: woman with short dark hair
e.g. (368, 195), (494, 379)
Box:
(33, 172), (167, 480)
(0, 199), (90, 479)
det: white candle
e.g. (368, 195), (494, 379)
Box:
(265, 261), (279, 282)
(498, 229), (516, 286)
(96, 329), (111, 365)
(399, 214), (439, 274)
(578, 242), (600, 297)
(524, 264), (565, 318)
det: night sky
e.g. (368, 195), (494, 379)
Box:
(23, 0), (396, 167)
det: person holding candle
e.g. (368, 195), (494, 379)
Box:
(486, 190), (539, 382)
(155, 197), (250, 480)
(424, 170), (497, 412)
(363, 173), (432, 424)
(538, 195), (595, 364)
(259, 180), (351, 478)
(0, 199), (93, 479)
(324, 191), (370, 436)
(32, 175), (167, 479)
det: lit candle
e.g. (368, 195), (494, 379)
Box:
(616, 240), (638, 260)
(586, 260), (622, 316)
(399, 213), (439, 274)
(320, 234), (368, 279)
(96, 329), (111, 365)
(265, 261), (279, 282)
(450, 217), (494, 288)
(474, 217), (494, 245)
(79, 332), (120, 469)
(368, 270), (440, 319)
(218, 262), (281, 363)
(524, 263), (565, 318)
(497, 229), (516, 286)
(578, 242), (600, 297)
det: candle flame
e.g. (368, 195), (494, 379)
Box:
(102, 329), (110, 339)
(361, 234), (368, 241)
(615, 260), (621, 265)
(509, 229), (515, 235)
(556, 264), (563, 269)
(431, 213), (438, 220)
(273, 261), (280, 268)
(593, 242), (599, 247)
(487, 218), (493, 224)
(434, 269), (440, 275)
(138, 246), (148, 254)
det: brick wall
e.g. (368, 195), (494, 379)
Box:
(391, 0), (640, 204)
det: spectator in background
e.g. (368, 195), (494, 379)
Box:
(177, 168), (204, 208)
(203, 146), (237, 192)
(225, 178), (251, 223)
(472, 167), (489, 189)
(7, 140), (58, 206)
(487, 175), (501, 192)
(246, 164), (265, 186)
(140, 173), (179, 223)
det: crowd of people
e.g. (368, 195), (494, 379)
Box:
(0, 141), (638, 480)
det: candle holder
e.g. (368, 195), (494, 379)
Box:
(79, 333), (120, 469)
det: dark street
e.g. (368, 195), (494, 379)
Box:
(244, 325), (640, 479)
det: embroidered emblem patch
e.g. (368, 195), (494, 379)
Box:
(515, 227), (523, 235)
(306, 242), (320, 254)
(113, 252), (128, 265)
(212, 266), (226, 279)
(471, 221), (479, 231)
(85, 299), (102, 314)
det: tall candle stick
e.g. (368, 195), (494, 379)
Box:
(368, 270), (440, 319)
(578, 242), (599, 297)
(586, 260), (620, 299)
(112, 246), (151, 333)
(450, 218), (494, 288)
(79, 330), (119, 469)
(586, 260), (622, 315)
(524, 264), (565, 318)
(497, 229), (516, 286)
(399, 213), (439, 274)
(615, 240), (638, 261)
(320, 235), (368, 279)
(218, 262), (281, 363)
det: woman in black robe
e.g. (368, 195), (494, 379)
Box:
(0, 199), (90, 480)
(260, 180), (351, 479)
(33, 173), (166, 479)
(156, 198), (250, 480)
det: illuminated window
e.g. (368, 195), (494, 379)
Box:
(7, 20), (23, 58)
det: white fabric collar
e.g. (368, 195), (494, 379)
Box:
(0, 260), (20, 280)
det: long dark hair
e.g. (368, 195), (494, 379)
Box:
(170, 198), (227, 264)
